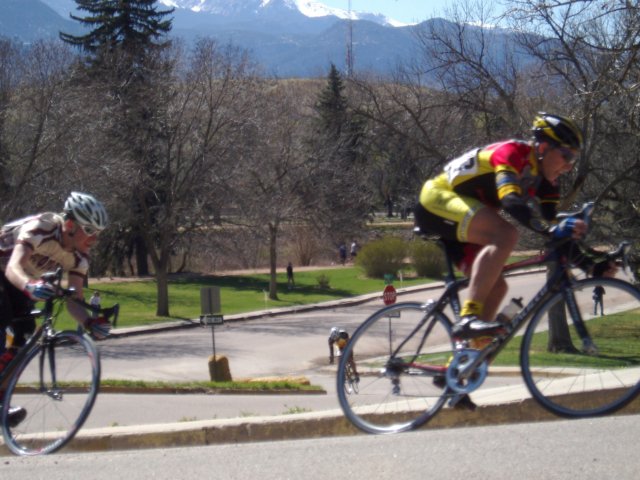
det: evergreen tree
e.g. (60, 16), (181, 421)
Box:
(308, 63), (372, 241)
(315, 63), (348, 138)
(60, 0), (173, 65)
(62, 1), (176, 312)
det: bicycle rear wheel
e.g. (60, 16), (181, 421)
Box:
(521, 277), (640, 418)
(337, 302), (454, 434)
(1, 331), (100, 455)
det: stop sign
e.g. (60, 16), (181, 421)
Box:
(382, 284), (397, 305)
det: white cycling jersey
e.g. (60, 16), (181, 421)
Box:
(0, 212), (89, 280)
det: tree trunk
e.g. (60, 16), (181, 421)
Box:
(545, 265), (576, 352)
(155, 265), (170, 317)
(135, 235), (149, 276)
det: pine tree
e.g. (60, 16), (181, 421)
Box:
(315, 63), (348, 138)
(60, 0), (173, 64)
(61, 1), (175, 297)
(308, 63), (372, 239)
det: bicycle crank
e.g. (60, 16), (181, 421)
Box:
(445, 348), (488, 394)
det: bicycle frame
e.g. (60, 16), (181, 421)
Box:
(397, 241), (585, 383)
(1, 268), (117, 392)
(0, 314), (47, 392)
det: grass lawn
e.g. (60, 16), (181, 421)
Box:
(492, 309), (640, 368)
(51, 266), (437, 330)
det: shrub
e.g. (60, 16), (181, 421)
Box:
(356, 236), (408, 278)
(411, 240), (446, 278)
(316, 274), (331, 289)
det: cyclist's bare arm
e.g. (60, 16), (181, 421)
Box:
(4, 243), (34, 291)
(66, 273), (92, 327)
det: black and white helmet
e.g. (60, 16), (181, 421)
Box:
(63, 192), (108, 232)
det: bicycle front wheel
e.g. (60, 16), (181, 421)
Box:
(1, 331), (100, 455)
(337, 302), (454, 434)
(521, 277), (640, 418)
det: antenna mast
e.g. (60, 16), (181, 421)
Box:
(346, 0), (354, 76)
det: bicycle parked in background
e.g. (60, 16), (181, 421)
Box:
(337, 203), (640, 434)
(0, 268), (118, 455)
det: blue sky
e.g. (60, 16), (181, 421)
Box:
(319, 0), (456, 25)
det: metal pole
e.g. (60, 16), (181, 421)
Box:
(211, 326), (216, 360)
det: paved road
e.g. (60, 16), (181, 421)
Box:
(6, 414), (640, 479)
(85, 272), (553, 428)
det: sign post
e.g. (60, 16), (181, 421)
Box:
(200, 287), (223, 357)
(200, 287), (231, 381)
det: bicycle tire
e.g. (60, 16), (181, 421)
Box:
(337, 301), (454, 434)
(520, 276), (640, 418)
(1, 331), (101, 455)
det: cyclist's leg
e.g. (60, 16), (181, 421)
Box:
(418, 185), (516, 325)
(0, 274), (33, 428)
(464, 208), (518, 320)
(0, 274), (13, 356)
(0, 274), (26, 370)
(1, 273), (35, 350)
(347, 352), (359, 379)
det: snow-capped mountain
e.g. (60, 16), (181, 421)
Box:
(158, 0), (403, 27)
(41, 0), (402, 27)
(6, 1), (523, 79)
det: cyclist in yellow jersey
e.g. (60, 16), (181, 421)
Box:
(415, 113), (591, 339)
(329, 327), (360, 381)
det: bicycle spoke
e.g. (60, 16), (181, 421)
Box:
(521, 277), (640, 417)
(1, 332), (100, 455)
(337, 302), (454, 434)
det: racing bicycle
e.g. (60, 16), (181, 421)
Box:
(337, 203), (640, 434)
(0, 268), (118, 455)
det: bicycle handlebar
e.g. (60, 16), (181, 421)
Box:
(555, 201), (595, 225)
(40, 267), (119, 323)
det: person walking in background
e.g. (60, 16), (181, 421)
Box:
(339, 243), (347, 265)
(286, 262), (294, 290)
(593, 285), (605, 316)
(90, 291), (101, 318)
(350, 240), (358, 262)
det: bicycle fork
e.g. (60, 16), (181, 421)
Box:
(563, 288), (598, 355)
(38, 338), (63, 401)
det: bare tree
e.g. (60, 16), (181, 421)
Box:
(0, 40), (80, 220)
(228, 80), (312, 300)
(127, 40), (263, 315)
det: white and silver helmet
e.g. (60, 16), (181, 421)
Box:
(63, 192), (108, 233)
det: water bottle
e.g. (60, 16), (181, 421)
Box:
(496, 297), (523, 324)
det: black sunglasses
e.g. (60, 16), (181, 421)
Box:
(557, 147), (577, 165)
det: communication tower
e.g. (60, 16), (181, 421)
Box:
(346, 0), (354, 76)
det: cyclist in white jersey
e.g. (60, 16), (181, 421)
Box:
(0, 192), (110, 426)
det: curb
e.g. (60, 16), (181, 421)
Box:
(3, 391), (637, 455)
